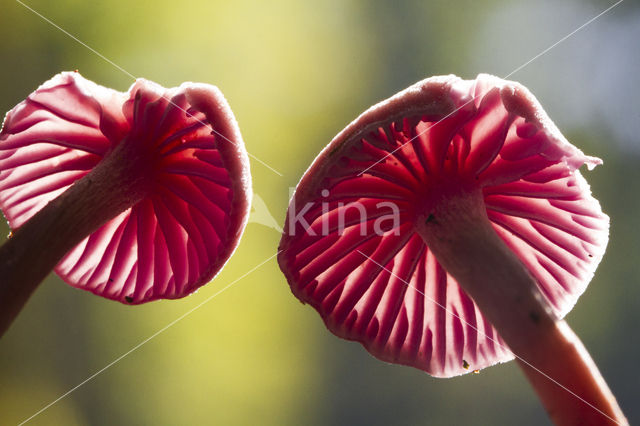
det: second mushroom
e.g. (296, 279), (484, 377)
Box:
(278, 74), (627, 425)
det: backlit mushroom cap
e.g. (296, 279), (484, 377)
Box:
(0, 72), (251, 303)
(278, 74), (608, 377)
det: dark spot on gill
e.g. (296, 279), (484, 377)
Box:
(588, 254), (593, 258)
(108, 278), (114, 282)
(462, 360), (470, 369)
(125, 296), (134, 303)
(529, 311), (540, 324)
(328, 141), (345, 157)
(425, 214), (437, 225)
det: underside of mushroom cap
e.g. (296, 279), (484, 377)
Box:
(0, 72), (251, 303)
(278, 74), (608, 377)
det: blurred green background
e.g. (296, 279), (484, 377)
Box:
(1, 0), (638, 424)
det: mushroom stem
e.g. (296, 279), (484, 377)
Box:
(0, 140), (151, 337)
(415, 186), (627, 426)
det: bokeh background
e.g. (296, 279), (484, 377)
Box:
(1, 0), (639, 424)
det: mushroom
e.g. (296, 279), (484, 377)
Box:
(0, 72), (251, 336)
(278, 74), (627, 425)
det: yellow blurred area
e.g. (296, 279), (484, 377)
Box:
(0, 377), (86, 425)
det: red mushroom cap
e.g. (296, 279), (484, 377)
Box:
(278, 74), (608, 377)
(0, 72), (251, 303)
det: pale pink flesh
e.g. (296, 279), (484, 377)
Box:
(0, 72), (251, 304)
(278, 74), (626, 424)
